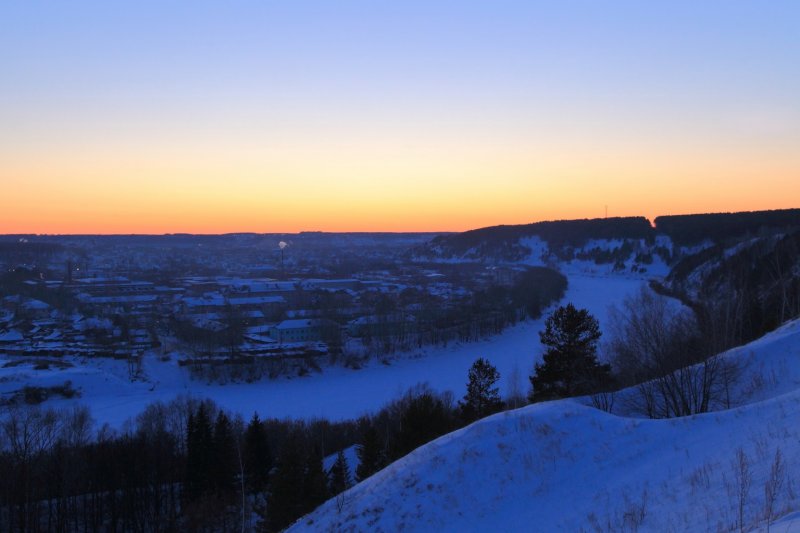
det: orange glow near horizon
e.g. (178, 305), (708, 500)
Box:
(4, 165), (799, 235)
(3, 131), (800, 234)
(2, 2), (799, 234)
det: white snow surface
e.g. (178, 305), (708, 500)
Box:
(518, 236), (549, 266)
(323, 445), (359, 476)
(0, 273), (646, 426)
(291, 318), (800, 532)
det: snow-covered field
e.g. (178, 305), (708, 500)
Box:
(0, 273), (646, 427)
(290, 319), (800, 533)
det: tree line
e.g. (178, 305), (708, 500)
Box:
(655, 208), (800, 247)
(423, 217), (654, 260)
(0, 357), (508, 533)
(525, 292), (760, 419)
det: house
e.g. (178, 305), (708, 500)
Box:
(1, 295), (52, 320)
(300, 279), (362, 291)
(270, 318), (339, 344)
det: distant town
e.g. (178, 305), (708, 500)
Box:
(0, 233), (562, 385)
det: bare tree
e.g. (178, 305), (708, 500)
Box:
(1, 406), (63, 530)
(590, 391), (615, 413)
(732, 448), (751, 533)
(505, 363), (526, 409)
(765, 233), (800, 325)
(609, 287), (744, 418)
(763, 448), (785, 533)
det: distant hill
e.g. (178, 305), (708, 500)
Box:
(662, 228), (800, 347)
(417, 217), (654, 262)
(415, 208), (800, 263)
(654, 208), (800, 246)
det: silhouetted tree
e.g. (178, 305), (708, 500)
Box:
(185, 404), (214, 500)
(212, 411), (237, 496)
(460, 358), (504, 422)
(392, 391), (453, 459)
(302, 445), (329, 514)
(328, 450), (352, 495)
(243, 413), (271, 493)
(355, 424), (384, 482)
(609, 288), (743, 418)
(266, 433), (306, 531)
(529, 303), (611, 402)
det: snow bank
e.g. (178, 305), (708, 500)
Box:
(292, 388), (800, 532)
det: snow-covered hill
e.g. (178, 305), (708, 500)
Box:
(291, 319), (800, 532)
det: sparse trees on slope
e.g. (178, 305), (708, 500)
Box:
(609, 287), (744, 418)
(529, 303), (611, 402)
(460, 358), (504, 422)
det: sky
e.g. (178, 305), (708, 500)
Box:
(1, 1), (799, 234)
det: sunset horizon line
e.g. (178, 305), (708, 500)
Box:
(4, 206), (799, 237)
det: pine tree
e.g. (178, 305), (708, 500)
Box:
(459, 358), (504, 422)
(529, 303), (612, 402)
(243, 413), (271, 493)
(328, 450), (352, 495)
(185, 403), (214, 501)
(266, 433), (306, 532)
(302, 445), (329, 514)
(355, 424), (384, 482)
(211, 411), (237, 497)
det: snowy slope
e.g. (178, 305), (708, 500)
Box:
(323, 445), (359, 475)
(605, 318), (800, 418)
(426, 230), (672, 279)
(291, 319), (800, 533)
(718, 319), (800, 406)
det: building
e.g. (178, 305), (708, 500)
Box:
(270, 318), (339, 344)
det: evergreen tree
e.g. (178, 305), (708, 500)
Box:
(185, 403), (214, 501)
(328, 450), (352, 495)
(459, 358), (504, 422)
(266, 433), (306, 532)
(529, 303), (611, 402)
(243, 413), (271, 493)
(355, 424), (384, 482)
(211, 411), (237, 497)
(302, 445), (329, 514)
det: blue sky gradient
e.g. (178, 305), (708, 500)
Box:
(2, 1), (799, 232)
